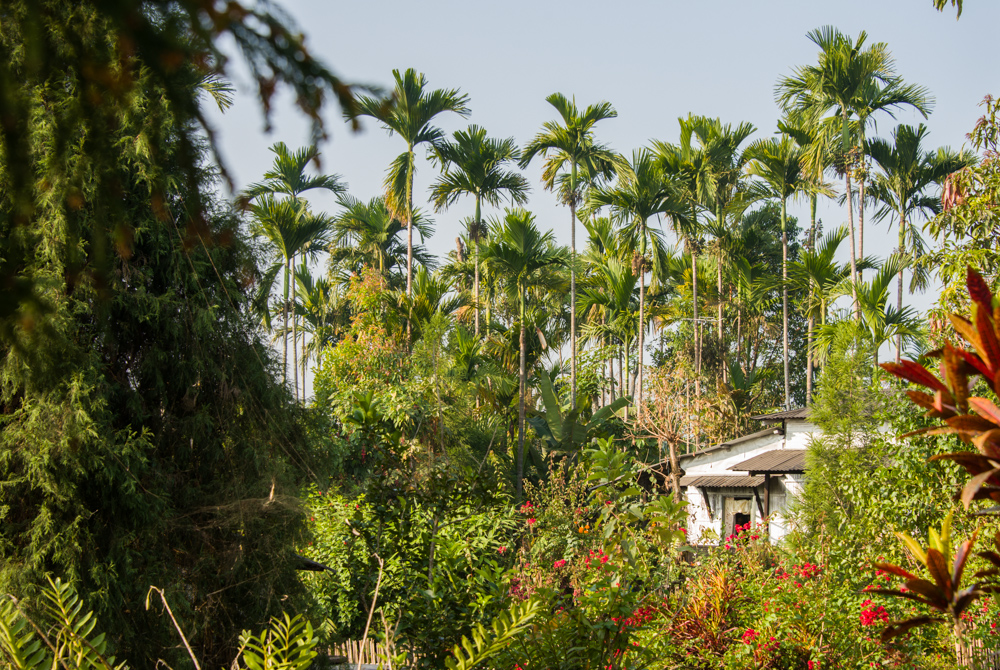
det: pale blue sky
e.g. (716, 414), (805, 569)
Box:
(206, 0), (998, 315)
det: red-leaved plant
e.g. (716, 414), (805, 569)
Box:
(876, 267), (1000, 662)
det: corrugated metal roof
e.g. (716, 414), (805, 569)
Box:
(680, 474), (764, 488)
(728, 449), (806, 473)
(679, 426), (784, 461)
(750, 407), (811, 421)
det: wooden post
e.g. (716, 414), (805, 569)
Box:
(763, 473), (771, 530)
(699, 487), (714, 521)
(753, 484), (765, 519)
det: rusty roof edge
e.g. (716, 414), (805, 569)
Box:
(678, 426), (784, 461)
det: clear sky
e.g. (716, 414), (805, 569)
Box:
(204, 0), (998, 315)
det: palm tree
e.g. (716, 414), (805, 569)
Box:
(430, 125), (530, 336)
(246, 143), (344, 401)
(776, 26), (934, 313)
(747, 136), (828, 409)
(480, 209), (567, 501)
(587, 149), (681, 414)
(687, 118), (757, 347)
(520, 93), (619, 407)
(788, 227), (873, 401)
(393, 267), (464, 343)
(816, 255), (921, 367)
(651, 115), (722, 397)
(295, 269), (348, 396)
(249, 195), (335, 399)
(866, 124), (974, 361)
(578, 255), (640, 406)
(354, 68), (470, 297)
(329, 194), (435, 286)
(778, 108), (837, 250)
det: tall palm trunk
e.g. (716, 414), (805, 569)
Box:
(715, 204), (725, 384)
(781, 198), (790, 409)
(858, 176), (866, 267)
(843, 110), (860, 320)
(569, 163), (578, 409)
(637, 245), (646, 420)
(282, 258), (290, 388)
(292, 254), (299, 402)
(474, 197), (481, 337)
(516, 286), (527, 502)
(691, 235), (700, 399)
(406, 146), (415, 298)
(808, 194), (818, 250)
(806, 316), (814, 405)
(896, 211), (906, 363)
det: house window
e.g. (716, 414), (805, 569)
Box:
(725, 497), (753, 538)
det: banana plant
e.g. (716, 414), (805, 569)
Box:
(527, 373), (627, 459)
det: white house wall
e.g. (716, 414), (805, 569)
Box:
(680, 420), (819, 545)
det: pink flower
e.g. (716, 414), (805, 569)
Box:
(554, 559), (567, 568)
(527, 518), (536, 525)
(498, 546), (507, 554)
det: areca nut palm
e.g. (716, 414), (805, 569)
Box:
(652, 114), (729, 398)
(866, 123), (974, 360)
(788, 226), (871, 402)
(778, 108), (838, 250)
(747, 135), (826, 409)
(249, 195), (336, 396)
(330, 194), (435, 283)
(587, 149), (680, 415)
(578, 255), (639, 406)
(246, 142), (344, 398)
(354, 68), (470, 298)
(520, 92), (619, 408)
(776, 26), (933, 311)
(430, 124), (530, 337)
(480, 209), (567, 502)
(700, 118), (757, 345)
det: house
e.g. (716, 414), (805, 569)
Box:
(678, 408), (818, 544)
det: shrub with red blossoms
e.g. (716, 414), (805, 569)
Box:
(859, 599), (889, 626)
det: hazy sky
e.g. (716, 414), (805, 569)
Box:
(205, 0), (997, 315)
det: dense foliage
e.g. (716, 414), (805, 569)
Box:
(3, 2), (1000, 669)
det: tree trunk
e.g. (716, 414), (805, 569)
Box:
(637, 261), (645, 420)
(691, 232), (700, 400)
(474, 197), (481, 338)
(808, 193), (818, 251)
(806, 316), (814, 405)
(843, 110), (860, 321)
(781, 198), (790, 410)
(668, 440), (682, 503)
(858, 172), (866, 271)
(406, 148), (415, 298)
(569, 163), (578, 410)
(717, 251), (725, 384)
(282, 258), (290, 388)
(516, 288), (527, 503)
(292, 254), (299, 402)
(897, 211), (905, 364)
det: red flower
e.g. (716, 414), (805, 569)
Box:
(741, 629), (759, 644)
(553, 559), (567, 568)
(498, 546), (507, 554)
(527, 518), (536, 525)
